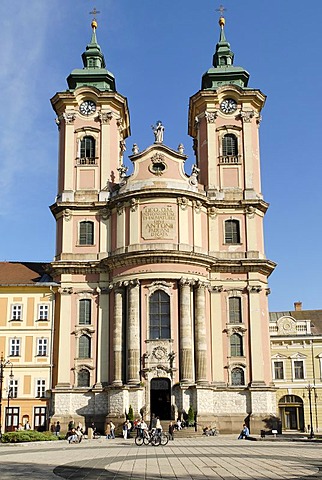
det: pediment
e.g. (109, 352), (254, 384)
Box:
(277, 316), (297, 335)
(289, 352), (307, 359)
(271, 353), (288, 360)
(129, 144), (188, 182)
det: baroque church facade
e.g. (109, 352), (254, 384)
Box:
(49, 15), (276, 433)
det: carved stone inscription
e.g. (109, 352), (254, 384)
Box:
(142, 205), (176, 239)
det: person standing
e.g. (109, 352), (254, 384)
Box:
(105, 422), (111, 439)
(122, 421), (128, 439)
(126, 420), (132, 438)
(168, 421), (174, 441)
(155, 417), (162, 435)
(24, 421), (31, 430)
(55, 421), (61, 436)
(110, 421), (115, 439)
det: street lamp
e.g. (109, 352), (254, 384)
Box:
(0, 354), (14, 437)
(5, 387), (13, 433)
(305, 384), (315, 439)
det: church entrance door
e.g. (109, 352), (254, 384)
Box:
(150, 378), (171, 420)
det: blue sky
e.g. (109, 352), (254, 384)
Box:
(1, 1), (322, 312)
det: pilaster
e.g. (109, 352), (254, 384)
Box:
(127, 280), (141, 385)
(112, 285), (124, 386)
(56, 287), (73, 387)
(195, 281), (208, 384)
(179, 278), (194, 383)
(248, 285), (266, 386)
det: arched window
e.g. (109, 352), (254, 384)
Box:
(230, 334), (243, 357)
(222, 134), (238, 156)
(149, 290), (170, 340)
(80, 136), (95, 164)
(79, 299), (91, 325)
(78, 335), (91, 359)
(231, 367), (245, 386)
(225, 219), (240, 244)
(229, 297), (242, 323)
(79, 221), (94, 245)
(77, 369), (90, 387)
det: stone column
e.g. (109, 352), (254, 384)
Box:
(179, 278), (193, 383)
(127, 280), (140, 384)
(195, 282), (208, 384)
(112, 284), (123, 386)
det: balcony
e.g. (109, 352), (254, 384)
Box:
(218, 155), (241, 164)
(77, 157), (97, 165)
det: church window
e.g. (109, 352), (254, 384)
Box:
(78, 335), (91, 359)
(231, 367), (245, 386)
(225, 219), (240, 244)
(77, 369), (90, 388)
(229, 297), (242, 323)
(149, 290), (170, 340)
(80, 136), (96, 164)
(230, 333), (243, 357)
(79, 221), (94, 245)
(79, 299), (91, 325)
(222, 134), (238, 156)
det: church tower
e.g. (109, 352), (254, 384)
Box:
(188, 15), (276, 430)
(50, 19), (130, 427)
(49, 14), (276, 434)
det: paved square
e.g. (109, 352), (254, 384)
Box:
(0, 436), (321, 479)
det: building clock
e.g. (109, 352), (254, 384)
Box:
(220, 98), (237, 114)
(79, 100), (96, 116)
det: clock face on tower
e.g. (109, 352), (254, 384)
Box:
(220, 98), (237, 114)
(79, 100), (96, 116)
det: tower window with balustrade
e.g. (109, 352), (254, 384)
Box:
(79, 136), (96, 164)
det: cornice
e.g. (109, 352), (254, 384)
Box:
(212, 258), (276, 276)
(50, 193), (269, 217)
(101, 250), (212, 270)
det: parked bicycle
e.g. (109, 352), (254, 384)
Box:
(202, 426), (219, 436)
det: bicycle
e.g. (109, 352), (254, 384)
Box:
(159, 431), (169, 446)
(135, 429), (160, 446)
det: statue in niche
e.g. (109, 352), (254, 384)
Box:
(152, 120), (164, 143)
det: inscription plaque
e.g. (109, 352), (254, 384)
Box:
(142, 205), (176, 239)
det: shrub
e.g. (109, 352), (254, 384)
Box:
(188, 406), (195, 426)
(1, 430), (59, 443)
(128, 405), (134, 422)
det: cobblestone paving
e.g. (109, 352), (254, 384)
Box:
(0, 436), (321, 479)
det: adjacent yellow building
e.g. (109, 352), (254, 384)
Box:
(0, 262), (57, 432)
(270, 302), (322, 434)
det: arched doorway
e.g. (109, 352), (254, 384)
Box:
(279, 395), (304, 431)
(150, 378), (171, 420)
